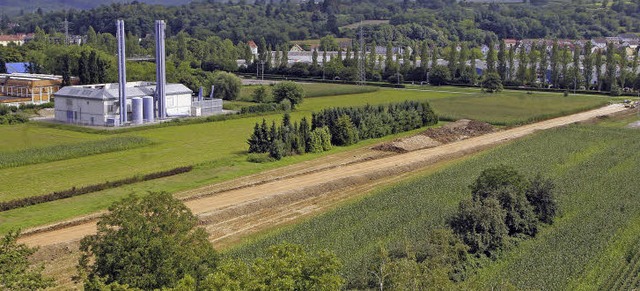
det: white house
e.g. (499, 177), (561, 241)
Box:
(54, 82), (192, 126)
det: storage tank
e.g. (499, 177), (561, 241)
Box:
(143, 96), (154, 123)
(131, 97), (143, 125)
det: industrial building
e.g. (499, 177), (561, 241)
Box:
(53, 19), (222, 127)
(0, 73), (77, 105)
(54, 82), (195, 126)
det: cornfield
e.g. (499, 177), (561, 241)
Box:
(230, 124), (640, 289)
(0, 136), (152, 169)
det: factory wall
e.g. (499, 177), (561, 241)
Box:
(54, 96), (114, 126)
(166, 93), (192, 116)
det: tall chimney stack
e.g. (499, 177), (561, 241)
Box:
(116, 19), (127, 125)
(155, 20), (167, 119)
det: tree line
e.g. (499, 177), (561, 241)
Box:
(248, 100), (438, 160)
(5, 0), (640, 50)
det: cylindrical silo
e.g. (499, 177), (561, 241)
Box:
(132, 97), (143, 125)
(143, 96), (154, 123)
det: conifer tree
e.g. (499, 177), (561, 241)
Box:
(550, 41), (560, 88)
(605, 42), (617, 92)
(312, 49), (318, 67)
(508, 45), (515, 82)
(516, 47), (527, 84)
(486, 41), (496, 74)
(447, 43), (457, 79)
(572, 45), (581, 91)
(583, 41), (593, 89)
(595, 49), (603, 91)
(497, 40), (507, 82)
(538, 43), (549, 86)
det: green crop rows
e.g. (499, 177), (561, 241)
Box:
(0, 136), (152, 169)
(229, 123), (640, 289)
(0, 87), (610, 236)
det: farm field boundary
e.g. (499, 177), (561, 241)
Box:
(18, 105), (627, 289)
(18, 104), (625, 247)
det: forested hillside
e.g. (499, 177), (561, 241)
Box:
(3, 0), (640, 47)
(0, 0), (191, 16)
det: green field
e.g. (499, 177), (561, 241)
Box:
(238, 83), (379, 101)
(228, 121), (640, 289)
(428, 90), (609, 125)
(0, 86), (611, 235)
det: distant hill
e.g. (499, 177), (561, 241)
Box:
(0, 0), (192, 16)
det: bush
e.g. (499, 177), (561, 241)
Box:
(272, 81), (305, 109)
(211, 71), (242, 100)
(269, 139), (286, 160)
(450, 166), (558, 257)
(333, 115), (359, 146)
(482, 72), (503, 93)
(246, 153), (276, 163)
(429, 65), (451, 86)
(252, 85), (271, 103)
(78, 192), (219, 289)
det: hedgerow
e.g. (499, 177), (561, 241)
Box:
(0, 166), (193, 211)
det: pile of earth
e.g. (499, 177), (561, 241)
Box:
(373, 119), (494, 153)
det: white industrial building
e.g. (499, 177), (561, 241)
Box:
(54, 82), (193, 126)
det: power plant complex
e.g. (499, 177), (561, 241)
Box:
(54, 20), (222, 126)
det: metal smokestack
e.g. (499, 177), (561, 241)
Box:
(155, 20), (167, 119)
(117, 19), (127, 125)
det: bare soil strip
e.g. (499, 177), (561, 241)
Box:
(18, 104), (625, 289)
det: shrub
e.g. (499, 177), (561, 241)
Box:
(333, 115), (359, 146)
(272, 81), (305, 109)
(482, 72), (503, 93)
(246, 153), (276, 163)
(269, 140), (286, 160)
(211, 71), (242, 100)
(252, 85), (271, 103)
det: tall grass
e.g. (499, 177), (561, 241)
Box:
(430, 93), (609, 126)
(0, 136), (152, 169)
(228, 124), (640, 289)
(239, 83), (379, 101)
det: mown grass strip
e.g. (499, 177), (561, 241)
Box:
(0, 136), (152, 169)
(0, 166), (193, 212)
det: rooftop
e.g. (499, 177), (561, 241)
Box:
(54, 82), (192, 100)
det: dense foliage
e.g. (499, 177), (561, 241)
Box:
(248, 114), (332, 160)
(211, 71), (242, 100)
(272, 81), (305, 108)
(78, 192), (219, 290)
(449, 166), (557, 256)
(76, 192), (344, 290)
(248, 100), (437, 160)
(7, 0), (640, 46)
(311, 100), (438, 145)
(0, 230), (53, 290)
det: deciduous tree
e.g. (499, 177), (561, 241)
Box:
(77, 192), (219, 290)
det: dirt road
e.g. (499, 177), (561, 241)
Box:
(19, 104), (624, 247)
(17, 104), (626, 289)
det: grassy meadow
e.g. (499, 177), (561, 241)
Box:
(228, 120), (640, 289)
(0, 85), (612, 234)
(238, 82), (379, 101)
